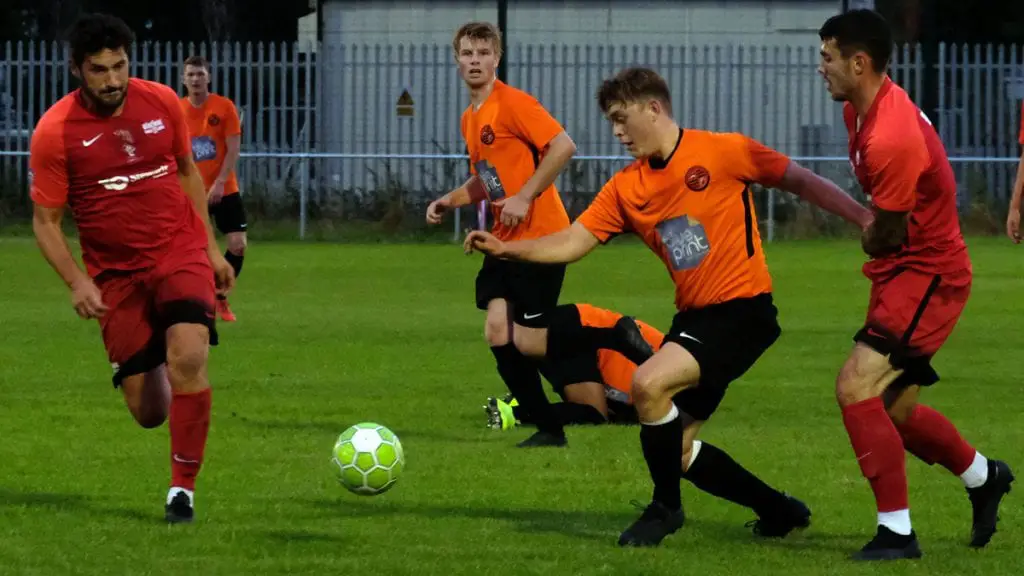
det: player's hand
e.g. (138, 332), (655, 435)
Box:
(70, 276), (108, 319)
(209, 250), (236, 296)
(208, 181), (225, 206)
(426, 197), (451, 225)
(494, 195), (529, 227)
(463, 230), (505, 257)
(1007, 207), (1021, 244)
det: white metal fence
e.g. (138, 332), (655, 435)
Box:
(1, 40), (1021, 239)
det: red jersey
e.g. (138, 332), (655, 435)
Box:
(845, 77), (970, 280)
(30, 78), (207, 278)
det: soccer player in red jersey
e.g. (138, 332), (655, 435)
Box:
(819, 10), (1014, 560)
(29, 13), (234, 524)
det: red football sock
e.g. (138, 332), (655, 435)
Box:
(169, 387), (211, 491)
(842, 397), (908, 513)
(895, 404), (976, 476)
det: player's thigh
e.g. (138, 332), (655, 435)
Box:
(631, 342), (702, 405)
(152, 252), (218, 389)
(852, 269), (970, 397)
(562, 382), (611, 417)
(97, 273), (165, 389)
(213, 193), (248, 237)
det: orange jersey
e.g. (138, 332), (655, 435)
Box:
(576, 129), (791, 311)
(179, 93), (241, 194)
(461, 80), (570, 241)
(575, 303), (664, 404)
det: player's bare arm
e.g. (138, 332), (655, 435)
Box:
(426, 176), (476, 224)
(1008, 148), (1024, 243)
(177, 153), (235, 292)
(32, 203), (109, 318)
(861, 208), (908, 258)
(496, 131), (577, 224)
(778, 162), (873, 229)
(210, 134), (241, 204)
(464, 221), (599, 263)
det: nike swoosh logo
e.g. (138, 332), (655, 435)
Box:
(82, 134), (102, 147)
(173, 454), (199, 464)
(678, 331), (702, 344)
(523, 312), (544, 320)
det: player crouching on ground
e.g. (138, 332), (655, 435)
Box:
(484, 303), (661, 429)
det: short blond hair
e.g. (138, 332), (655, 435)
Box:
(452, 21), (502, 59)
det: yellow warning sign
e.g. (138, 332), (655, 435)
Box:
(397, 90), (414, 117)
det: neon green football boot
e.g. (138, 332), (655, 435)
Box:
(484, 395), (518, 430)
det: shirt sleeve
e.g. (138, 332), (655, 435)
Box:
(864, 129), (927, 212)
(29, 118), (69, 208)
(153, 83), (193, 159)
(506, 91), (565, 151)
(223, 99), (241, 138)
(575, 177), (628, 243)
(728, 134), (791, 188)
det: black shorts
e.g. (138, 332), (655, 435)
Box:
(475, 255), (565, 327)
(210, 193), (248, 234)
(663, 293), (781, 421)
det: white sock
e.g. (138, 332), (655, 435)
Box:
(878, 509), (912, 536)
(687, 440), (703, 469)
(960, 451), (989, 489)
(167, 487), (194, 506)
(641, 403), (679, 426)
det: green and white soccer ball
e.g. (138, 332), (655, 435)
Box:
(331, 422), (404, 495)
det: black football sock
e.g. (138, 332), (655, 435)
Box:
(640, 407), (685, 510)
(225, 250), (244, 278)
(490, 344), (564, 437)
(682, 441), (790, 516)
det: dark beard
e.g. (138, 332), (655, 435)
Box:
(81, 86), (126, 116)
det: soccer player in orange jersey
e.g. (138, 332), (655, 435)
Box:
(425, 22), (578, 448)
(1008, 99), (1024, 242)
(30, 14), (233, 523)
(180, 55), (245, 322)
(819, 10), (1013, 560)
(466, 66), (874, 547)
(485, 303), (663, 429)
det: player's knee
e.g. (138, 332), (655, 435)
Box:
(484, 317), (509, 347)
(631, 367), (663, 408)
(165, 327), (209, 386)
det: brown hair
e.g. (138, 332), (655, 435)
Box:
(597, 67), (673, 116)
(452, 21), (502, 58)
(183, 55), (209, 71)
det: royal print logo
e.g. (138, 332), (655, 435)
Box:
(480, 124), (495, 145)
(208, 114), (220, 126)
(685, 165), (710, 191)
(656, 214), (711, 271)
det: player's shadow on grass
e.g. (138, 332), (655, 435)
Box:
(0, 489), (90, 511)
(0, 489), (164, 524)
